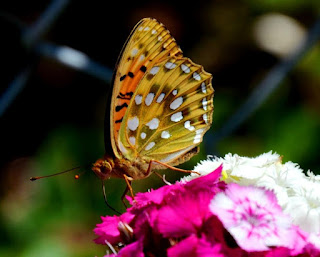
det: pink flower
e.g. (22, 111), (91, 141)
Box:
(94, 166), (224, 256)
(155, 188), (217, 237)
(116, 239), (144, 257)
(132, 185), (169, 206)
(94, 212), (135, 245)
(131, 164), (224, 208)
(94, 165), (317, 256)
(167, 235), (224, 257)
(209, 183), (306, 252)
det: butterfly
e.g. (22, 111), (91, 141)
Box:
(92, 18), (214, 202)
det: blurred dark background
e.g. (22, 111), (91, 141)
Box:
(1, 0), (320, 256)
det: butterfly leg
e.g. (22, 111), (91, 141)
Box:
(121, 174), (134, 207)
(121, 186), (129, 208)
(148, 160), (200, 175)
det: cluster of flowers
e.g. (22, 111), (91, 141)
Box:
(188, 151), (320, 238)
(94, 152), (320, 256)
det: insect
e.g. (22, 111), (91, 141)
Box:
(92, 18), (214, 203)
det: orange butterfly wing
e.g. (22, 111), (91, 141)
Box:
(112, 19), (213, 166)
(110, 18), (183, 158)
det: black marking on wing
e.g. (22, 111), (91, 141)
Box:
(115, 103), (128, 112)
(128, 72), (134, 78)
(140, 65), (147, 72)
(117, 92), (134, 100)
(120, 74), (126, 81)
(115, 118), (123, 123)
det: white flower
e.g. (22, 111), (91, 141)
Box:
(186, 151), (281, 183)
(186, 151), (320, 234)
(284, 179), (320, 234)
(194, 157), (221, 176)
(255, 161), (306, 206)
(306, 169), (320, 182)
(228, 151), (281, 183)
(180, 157), (221, 183)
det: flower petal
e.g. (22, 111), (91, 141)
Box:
(94, 213), (134, 245)
(210, 184), (302, 252)
(156, 189), (215, 237)
(167, 235), (223, 257)
(117, 239), (144, 257)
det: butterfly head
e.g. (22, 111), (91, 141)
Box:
(92, 155), (114, 180)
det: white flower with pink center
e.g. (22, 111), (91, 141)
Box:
(209, 183), (299, 252)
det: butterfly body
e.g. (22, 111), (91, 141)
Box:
(92, 154), (150, 180)
(92, 144), (200, 181)
(92, 18), (214, 187)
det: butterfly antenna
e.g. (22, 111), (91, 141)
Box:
(30, 166), (82, 181)
(102, 181), (121, 215)
(74, 169), (87, 179)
